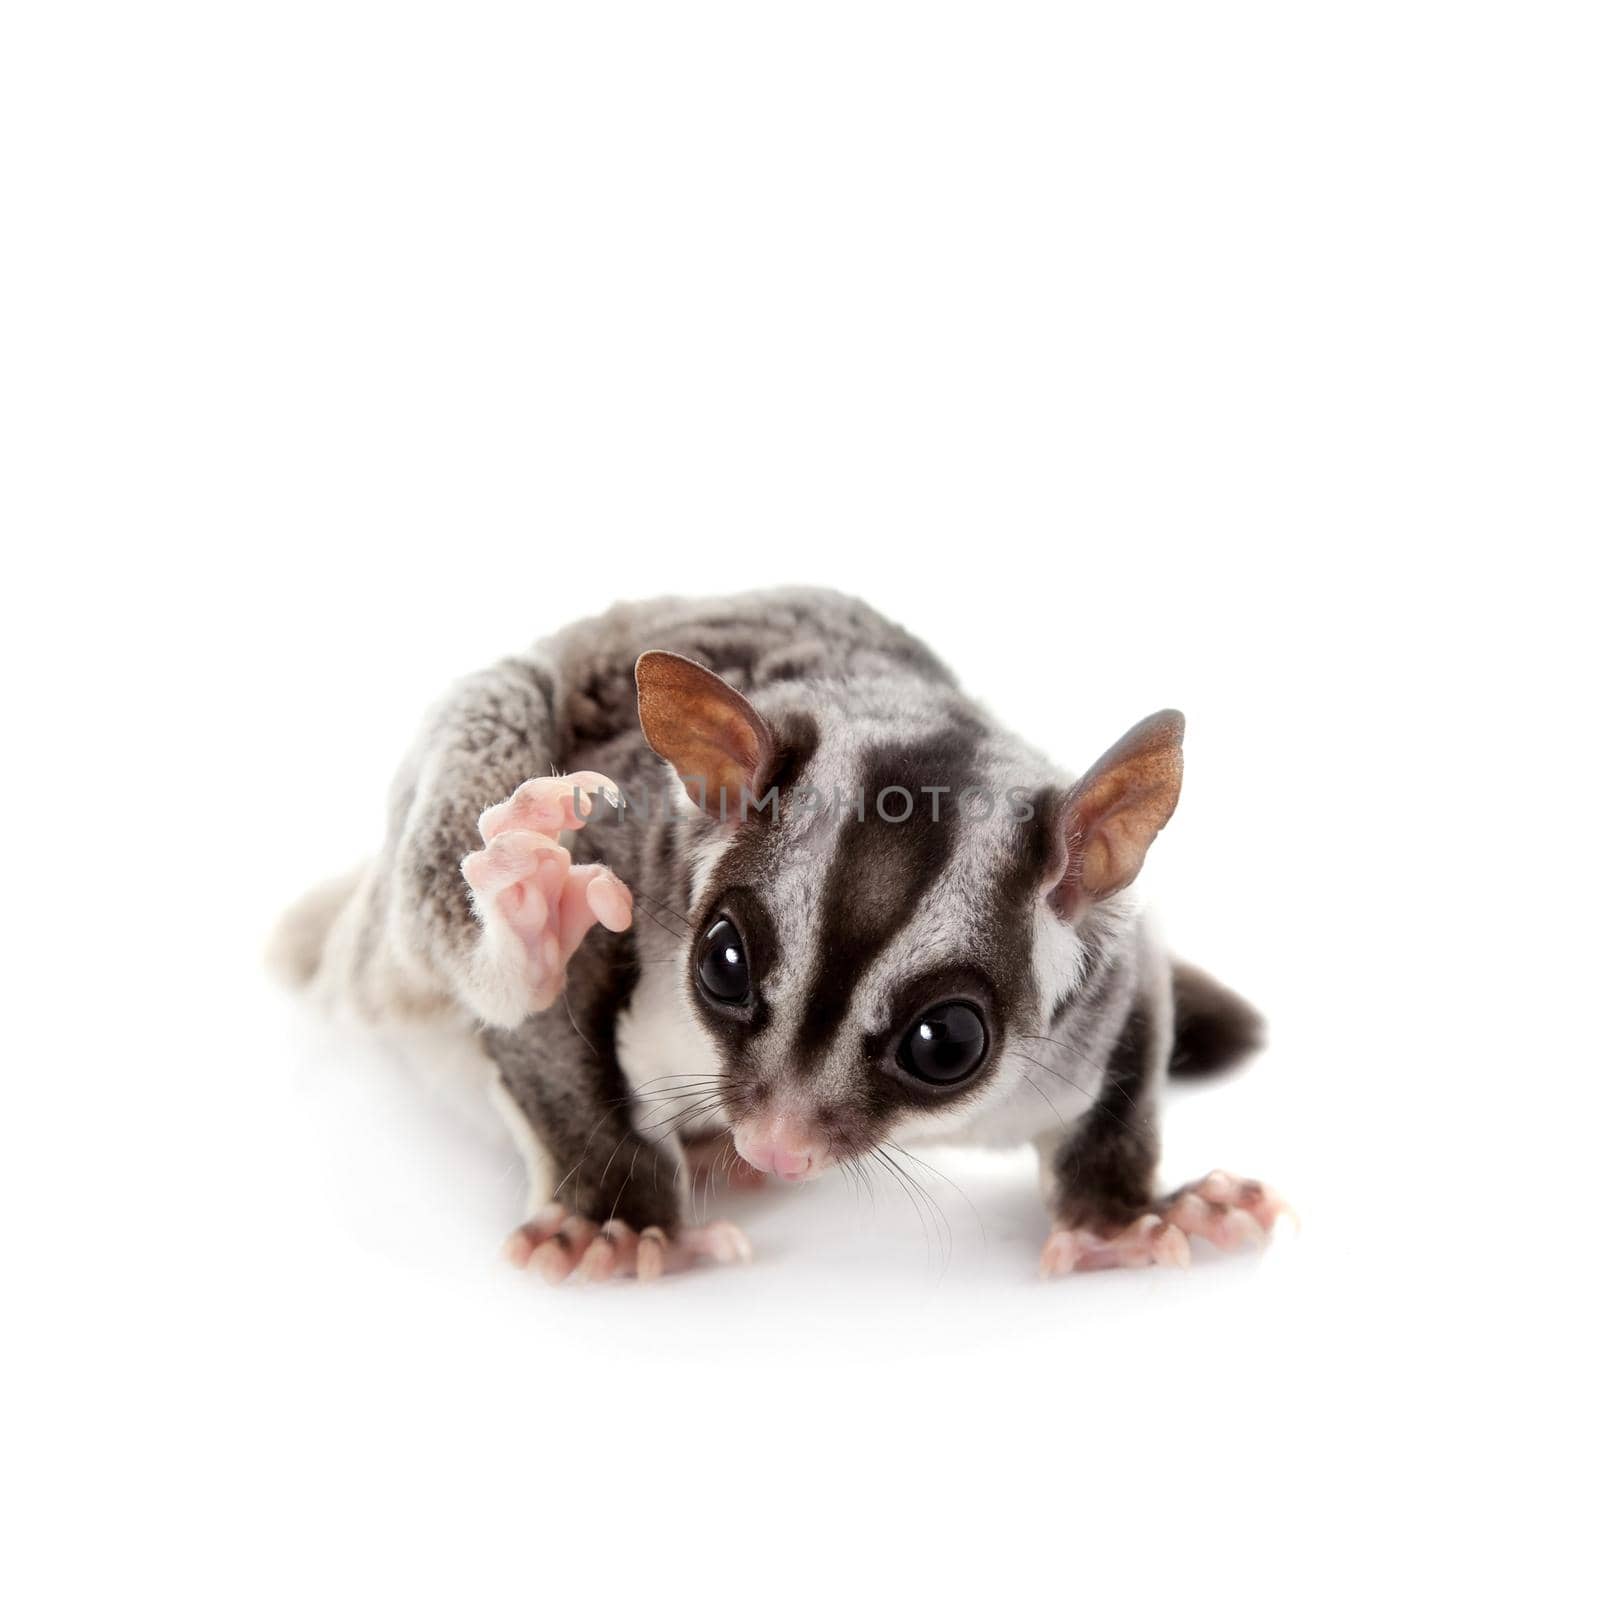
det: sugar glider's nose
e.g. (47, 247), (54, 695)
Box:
(733, 1111), (827, 1182)
(748, 1143), (813, 1179)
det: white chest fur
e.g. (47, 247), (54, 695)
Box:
(613, 957), (729, 1138)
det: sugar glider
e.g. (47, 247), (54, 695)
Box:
(277, 588), (1284, 1282)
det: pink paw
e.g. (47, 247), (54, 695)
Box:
(1040, 1213), (1193, 1276)
(1040, 1170), (1290, 1278)
(505, 1204), (754, 1285)
(461, 772), (633, 1016)
(1161, 1170), (1292, 1253)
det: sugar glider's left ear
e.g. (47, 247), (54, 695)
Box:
(1047, 710), (1185, 920)
(636, 650), (777, 819)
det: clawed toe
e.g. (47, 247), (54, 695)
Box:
(1040, 1215), (1190, 1277)
(1151, 1220), (1192, 1268)
(685, 1219), (756, 1266)
(1170, 1170), (1290, 1248)
(478, 771), (620, 842)
(504, 1206), (752, 1285)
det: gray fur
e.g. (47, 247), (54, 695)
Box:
(281, 586), (1244, 1239)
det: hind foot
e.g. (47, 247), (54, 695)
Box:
(460, 772), (633, 1025)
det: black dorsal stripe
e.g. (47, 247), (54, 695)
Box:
(794, 734), (978, 1063)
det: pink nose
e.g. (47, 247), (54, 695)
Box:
(743, 1140), (814, 1180)
(734, 1114), (824, 1182)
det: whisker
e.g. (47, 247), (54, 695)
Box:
(630, 900), (686, 942)
(870, 1148), (929, 1262)
(1027, 1051), (1149, 1138)
(851, 1153), (876, 1218)
(1016, 1032), (1142, 1112)
(592, 1123), (637, 1203)
(552, 1107), (629, 1202)
(608, 1139), (646, 1227)
(638, 1090), (719, 1131)
(879, 1146), (953, 1269)
(562, 989), (599, 1058)
(629, 885), (696, 929)
(872, 1147), (949, 1271)
(886, 1141), (987, 1248)
(1010, 1048), (1094, 1098)
(827, 1134), (862, 1213)
(1015, 1031), (1097, 1063)
(640, 1093), (727, 1142)
(621, 1076), (723, 1097)
(1017, 1068), (1070, 1135)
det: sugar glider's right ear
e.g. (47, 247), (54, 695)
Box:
(1046, 709), (1185, 920)
(635, 650), (777, 819)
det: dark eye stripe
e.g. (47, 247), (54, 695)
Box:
(792, 734), (977, 1063)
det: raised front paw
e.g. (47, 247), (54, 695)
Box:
(504, 1204), (754, 1285)
(460, 772), (633, 1024)
(1040, 1169), (1290, 1278)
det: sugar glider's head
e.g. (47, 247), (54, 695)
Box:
(634, 650), (1185, 1182)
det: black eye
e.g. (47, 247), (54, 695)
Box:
(898, 1002), (988, 1085)
(697, 917), (751, 1005)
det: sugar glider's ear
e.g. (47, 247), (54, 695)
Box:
(635, 650), (777, 820)
(1047, 710), (1185, 919)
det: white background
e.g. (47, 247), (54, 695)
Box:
(4, 4), (1595, 1593)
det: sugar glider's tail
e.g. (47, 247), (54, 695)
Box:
(266, 867), (365, 989)
(1168, 960), (1265, 1078)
